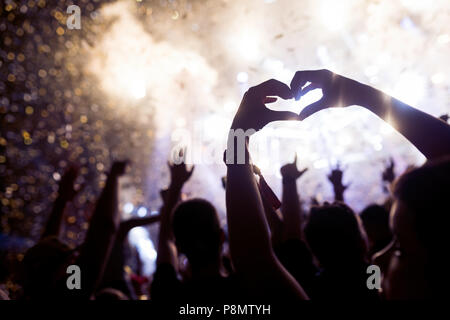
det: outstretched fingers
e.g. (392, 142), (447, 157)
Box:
(253, 79), (294, 100)
(290, 70), (328, 100)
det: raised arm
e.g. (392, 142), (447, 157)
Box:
(280, 154), (308, 241)
(117, 215), (160, 242)
(77, 161), (127, 298)
(100, 214), (160, 299)
(291, 69), (450, 160)
(327, 163), (349, 202)
(41, 167), (79, 239)
(253, 165), (285, 247)
(226, 79), (308, 300)
(156, 150), (194, 269)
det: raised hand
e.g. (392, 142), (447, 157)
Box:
(280, 153), (308, 182)
(290, 69), (366, 120)
(328, 163), (349, 202)
(168, 148), (194, 187)
(58, 166), (80, 202)
(226, 79), (308, 300)
(41, 166), (80, 239)
(291, 69), (450, 160)
(159, 188), (169, 206)
(230, 79), (298, 132)
(110, 160), (129, 177)
(382, 158), (396, 184)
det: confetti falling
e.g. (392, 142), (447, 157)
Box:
(1, 0), (449, 272)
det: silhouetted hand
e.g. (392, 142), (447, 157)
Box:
(280, 153), (308, 181)
(110, 161), (129, 177)
(290, 69), (364, 120)
(382, 158), (396, 184)
(168, 149), (194, 187)
(310, 197), (320, 206)
(328, 163), (349, 201)
(221, 176), (227, 190)
(230, 79), (298, 132)
(160, 188), (169, 206)
(58, 166), (80, 202)
(252, 165), (261, 176)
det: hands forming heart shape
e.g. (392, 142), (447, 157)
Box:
(230, 69), (365, 132)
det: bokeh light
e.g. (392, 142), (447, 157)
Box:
(1, 0), (449, 278)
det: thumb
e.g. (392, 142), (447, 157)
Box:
(299, 98), (327, 120)
(268, 110), (300, 122)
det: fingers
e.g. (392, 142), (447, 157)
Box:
(389, 157), (395, 168)
(300, 82), (321, 97)
(298, 97), (327, 120)
(263, 97), (278, 104)
(290, 70), (328, 100)
(293, 152), (298, 165)
(252, 79), (294, 100)
(268, 110), (300, 122)
(252, 165), (261, 175)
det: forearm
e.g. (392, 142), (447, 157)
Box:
(357, 82), (450, 160)
(41, 196), (67, 239)
(78, 174), (120, 297)
(225, 136), (273, 272)
(226, 163), (273, 270)
(333, 186), (345, 202)
(261, 196), (284, 246)
(156, 183), (182, 266)
(281, 180), (303, 240)
(227, 164), (307, 300)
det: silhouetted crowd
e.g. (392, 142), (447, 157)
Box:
(1, 70), (450, 304)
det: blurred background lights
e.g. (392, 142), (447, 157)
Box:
(123, 202), (134, 215)
(392, 72), (426, 107)
(318, 0), (352, 31)
(137, 206), (148, 217)
(1, 0), (449, 256)
(128, 227), (157, 275)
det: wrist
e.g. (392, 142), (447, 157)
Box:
(354, 81), (388, 117)
(169, 180), (184, 190)
(282, 177), (297, 185)
(225, 132), (251, 166)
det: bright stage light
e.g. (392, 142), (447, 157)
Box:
(128, 227), (157, 275)
(123, 202), (134, 214)
(129, 79), (146, 99)
(229, 27), (261, 62)
(318, 0), (351, 31)
(236, 72), (249, 83)
(392, 72), (426, 106)
(81, 0), (446, 213)
(137, 206), (148, 217)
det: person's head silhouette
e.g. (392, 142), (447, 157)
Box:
(172, 198), (224, 273)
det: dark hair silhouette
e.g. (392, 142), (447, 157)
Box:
(392, 156), (450, 296)
(360, 204), (392, 255)
(305, 203), (367, 268)
(172, 199), (222, 265)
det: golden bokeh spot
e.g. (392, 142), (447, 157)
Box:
(25, 106), (34, 115)
(56, 26), (65, 36)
